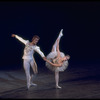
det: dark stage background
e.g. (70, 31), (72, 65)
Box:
(0, 1), (100, 70)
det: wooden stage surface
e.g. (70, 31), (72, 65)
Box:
(0, 64), (100, 99)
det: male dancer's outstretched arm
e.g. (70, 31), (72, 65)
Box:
(11, 34), (28, 45)
(34, 46), (47, 61)
(12, 34), (46, 60)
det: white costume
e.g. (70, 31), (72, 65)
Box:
(15, 35), (45, 89)
(45, 29), (69, 72)
(46, 52), (68, 72)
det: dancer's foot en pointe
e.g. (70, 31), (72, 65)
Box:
(58, 29), (63, 40)
(56, 85), (62, 89)
(59, 29), (63, 37)
(27, 83), (37, 90)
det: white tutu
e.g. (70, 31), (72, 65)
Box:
(45, 52), (69, 72)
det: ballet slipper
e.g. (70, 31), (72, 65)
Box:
(56, 85), (62, 89)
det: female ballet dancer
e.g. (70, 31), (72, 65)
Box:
(44, 29), (70, 89)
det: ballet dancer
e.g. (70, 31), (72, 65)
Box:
(44, 29), (70, 89)
(11, 34), (46, 89)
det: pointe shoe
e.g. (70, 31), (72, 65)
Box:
(56, 85), (62, 89)
(60, 29), (63, 33)
(59, 29), (63, 37)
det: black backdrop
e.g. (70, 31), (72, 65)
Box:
(0, 1), (100, 70)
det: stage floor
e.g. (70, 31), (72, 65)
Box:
(0, 64), (100, 99)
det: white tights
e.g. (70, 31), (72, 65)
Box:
(55, 71), (61, 88)
(52, 29), (63, 52)
(23, 59), (35, 88)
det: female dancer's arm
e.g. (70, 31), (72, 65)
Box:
(44, 58), (62, 67)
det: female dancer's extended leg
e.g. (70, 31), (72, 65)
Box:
(51, 29), (63, 53)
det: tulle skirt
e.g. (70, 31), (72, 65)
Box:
(45, 52), (69, 72)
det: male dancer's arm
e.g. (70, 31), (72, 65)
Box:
(34, 46), (62, 67)
(34, 46), (46, 60)
(11, 34), (28, 45)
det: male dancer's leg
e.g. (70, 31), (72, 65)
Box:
(23, 59), (31, 89)
(30, 59), (37, 86)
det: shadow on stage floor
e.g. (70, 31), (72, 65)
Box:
(0, 63), (100, 99)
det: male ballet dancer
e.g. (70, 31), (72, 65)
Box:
(11, 34), (46, 89)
